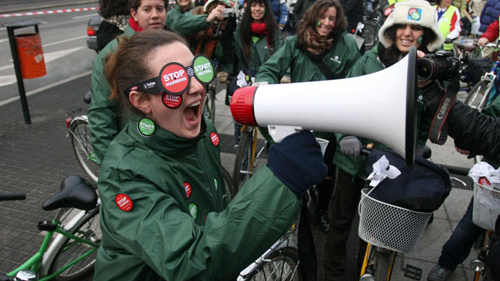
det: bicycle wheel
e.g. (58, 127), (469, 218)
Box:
(222, 166), (235, 200)
(363, 21), (379, 52)
(465, 80), (491, 110)
(247, 247), (302, 281)
(69, 118), (100, 183)
(48, 208), (101, 281)
(374, 249), (396, 281)
(232, 130), (253, 192)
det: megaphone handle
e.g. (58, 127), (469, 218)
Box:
(267, 125), (303, 143)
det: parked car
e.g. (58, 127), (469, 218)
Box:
(86, 15), (102, 52)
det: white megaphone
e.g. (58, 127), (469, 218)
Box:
(230, 47), (417, 165)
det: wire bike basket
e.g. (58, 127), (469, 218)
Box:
(358, 188), (433, 253)
(472, 183), (500, 231)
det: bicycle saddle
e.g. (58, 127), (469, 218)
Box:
(42, 176), (97, 211)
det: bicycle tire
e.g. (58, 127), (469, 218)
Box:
(246, 246), (302, 281)
(374, 249), (395, 281)
(48, 208), (101, 281)
(232, 130), (253, 192)
(205, 83), (216, 122)
(222, 166), (235, 200)
(69, 119), (100, 183)
(363, 21), (379, 52)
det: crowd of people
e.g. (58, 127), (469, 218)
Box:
(86, 0), (500, 280)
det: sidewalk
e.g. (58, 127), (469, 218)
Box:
(0, 75), (477, 281)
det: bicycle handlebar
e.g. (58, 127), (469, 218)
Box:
(0, 193), (26, 201)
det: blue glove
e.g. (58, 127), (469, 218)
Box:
(267, 131), (328, 198)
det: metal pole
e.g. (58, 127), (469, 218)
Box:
(6, 25), (31, 125)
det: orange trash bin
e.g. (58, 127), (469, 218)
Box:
(15, 33), (46, 79)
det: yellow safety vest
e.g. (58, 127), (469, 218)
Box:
(387, 0), (406, 7)
(435, 5), (459, 50)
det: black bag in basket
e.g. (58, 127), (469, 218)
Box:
(467, 58), (493, 85)
(365, 148), (452, 212)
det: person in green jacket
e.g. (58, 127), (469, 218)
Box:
(165, 0), (226, 38)
(256, 0), (360, 234)
(323, 1), (445, 280)
(93, 29), (327, 281)
(220, 0), (284, 145)
(88, 0), (168, 165)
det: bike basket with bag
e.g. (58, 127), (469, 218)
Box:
(466, 58), (493, 85)
(469, 161), (500, 231)
(225, 69), (255, 105)
(358, 148), (452, 252)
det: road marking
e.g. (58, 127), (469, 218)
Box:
(0, 71), (91, 107)
(43, 35), (87, 47)
(0, 75), (16, 87)
(0, 46), (84, 78)
(0, 7), (98, 18)
(0, 38), (8, 44)
(73, 14), (97, 20)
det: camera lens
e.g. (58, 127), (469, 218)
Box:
(416, 58), (434, 82)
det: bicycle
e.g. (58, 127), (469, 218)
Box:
(65, 91), (100, 183)
(232, 125), (268, 191)
(237, 223), (301, 281)
(0, 176), (100, 281)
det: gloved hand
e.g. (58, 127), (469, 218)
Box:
(339, 136), (362, 157)
(267, 131), (327, 198)
(217, 71), (229, 84)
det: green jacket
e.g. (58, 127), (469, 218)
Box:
(88, 24), (136, 165)
(255, 31), (360, 84)
(93, 117), (300, 281)
(227, 26), (284, 75)
(333, 46), (432, 176)
(166, 6), (211, 38)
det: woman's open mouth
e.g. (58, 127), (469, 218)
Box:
(183, 100), (202, 126)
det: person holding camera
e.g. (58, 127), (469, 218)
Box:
(323, 1), (445, 280)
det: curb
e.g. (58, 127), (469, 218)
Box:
(0, 1), (98, 15)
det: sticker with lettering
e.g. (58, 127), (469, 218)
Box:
(162, 93), (182, 109)
(189, 203), (198, 219)
(210, 132), (220, 146)
(137, 118), (155, 137)
(115, 193), (133, 212)
(160, 63), (190, 95)
(184, 182), (192, 198)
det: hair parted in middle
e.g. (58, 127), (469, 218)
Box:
(239, 0), (278, 60)
(296, 0), (347, 50)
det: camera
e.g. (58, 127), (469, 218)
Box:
(223, 8), (236, 18)
(416, 51), (459, 83)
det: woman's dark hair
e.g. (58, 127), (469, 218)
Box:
(129, 0), (169, 12)
(99, 0), (130, 17)
(380, 24), (437, 65)
(296, 0), (347, 49)
(106, 30), (187, 115)
(239, 0), (278, 61)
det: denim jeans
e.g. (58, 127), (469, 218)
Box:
(438, 197), (486, 270)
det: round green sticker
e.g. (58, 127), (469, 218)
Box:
(189, 203), (198, 219)
(138, 118), (155, 137)
(193, 56), (214, 84)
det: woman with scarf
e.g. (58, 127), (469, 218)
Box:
(255, 0), (360, 240)
(326, 1), (444, 280)
(219, 0), (284, 146)
(89, 0), (168, 165)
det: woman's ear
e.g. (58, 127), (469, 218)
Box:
(129, 91), (152, 115)
(130, 8), (138, 21)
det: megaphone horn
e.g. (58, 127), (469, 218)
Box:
(230, 47), (417, 165)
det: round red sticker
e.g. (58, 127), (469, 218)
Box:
(210, 132), (220, 146)
(160, 63), (189, 94)
(115, 194), (133, 212)
(162, 93), (182, 108)
(184, 182), (192, 198)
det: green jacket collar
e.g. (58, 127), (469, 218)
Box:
(126, 116), (207, 156)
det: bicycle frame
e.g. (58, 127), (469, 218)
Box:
(7, 209), (99, 280)
(467, 62), (499, 112)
